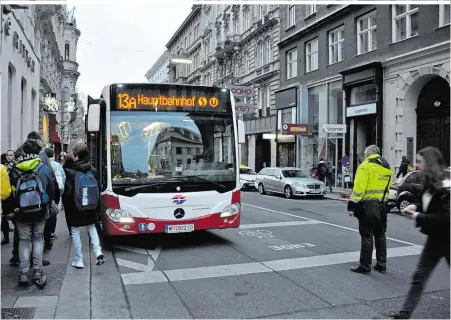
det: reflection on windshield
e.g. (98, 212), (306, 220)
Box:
(110, 111), (236, 185)
(240, 169), (255, 175)
(282, 170), (307, 178)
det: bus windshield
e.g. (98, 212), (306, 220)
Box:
(110, 111), (236, 186)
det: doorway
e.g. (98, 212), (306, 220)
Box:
(255, 134), (271, 172)
(416, 77), (450, 166)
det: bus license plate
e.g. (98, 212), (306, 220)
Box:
(165, 224), (195, 233)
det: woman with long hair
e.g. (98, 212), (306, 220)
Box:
(389, 146), (450, 319)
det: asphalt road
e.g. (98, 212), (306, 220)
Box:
(107, 191), (450, 319)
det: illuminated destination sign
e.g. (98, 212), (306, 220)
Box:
(112, 84), (230, 113)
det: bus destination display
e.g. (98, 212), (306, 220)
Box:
(113, 84), (230, 112)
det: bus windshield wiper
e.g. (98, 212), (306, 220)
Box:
(121, 182), (169, 192)
(175, 176), (227, 190)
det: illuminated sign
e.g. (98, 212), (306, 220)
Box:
(282, 123), (309, 135)
(112, 84), (231, 113)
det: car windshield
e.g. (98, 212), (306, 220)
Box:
(282, 170), (308, 178)
(240, 168), (255, 175)
(110, 111), (236, 186)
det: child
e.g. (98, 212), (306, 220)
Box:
(63, 144), (105, 268)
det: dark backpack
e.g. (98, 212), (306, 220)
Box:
(73, 171), (99, 211)
(327, 165), (333, 174)
(320, 164), (327, 174)
(15, 164), (49, 220)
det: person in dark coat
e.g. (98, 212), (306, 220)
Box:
(389, 147), (450, 319)
(397, 156), (410, 178)
(62, 153), (74, 236)
(62, 144), (105, 269)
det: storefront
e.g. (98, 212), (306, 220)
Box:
(275, 87), (297, 167)
(298, 77), (344, 183)
(340, 62), (383, 176)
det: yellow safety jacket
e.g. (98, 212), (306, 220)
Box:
(350, 154), (393, 203)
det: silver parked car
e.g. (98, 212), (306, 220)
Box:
(254, 167), (327, 199)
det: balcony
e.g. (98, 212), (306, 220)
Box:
(63, 60), (79, 72)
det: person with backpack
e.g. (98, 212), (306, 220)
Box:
(326, 161), (334, 192)
(10, 140), (55, 288)
(63, 143), (105, 269)
(317, 158), (327, 182)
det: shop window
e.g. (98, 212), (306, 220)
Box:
(350, 83), (377, 105)
(286, 48), (297, 79)
(357, 11), (377, 54)
(305, 38), (318, 72)
(328, 26), (344, 64)
(328, 81), (344, 125)
(439, 5), (450, 27)
(392, 5), (418, 43)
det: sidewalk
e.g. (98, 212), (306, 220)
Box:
(323, 187), (352, 201)
(1, 211), (130, 319)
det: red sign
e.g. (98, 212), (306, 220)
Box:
(282, 123), (309, 135)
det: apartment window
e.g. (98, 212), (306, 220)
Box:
(288, 5), (296, 28)
(392, 5), (419, 43)
(286, 48), (297, 79)
(204, 38), (210, 59)
(259, 5), (264, 20)
(64, 43), (69, 60)
(244, 51), (250, 74)
(306, 38), (318, 72)
(257, 41), (264, 68)
(264, 37), (271, 65)
(234, 16), (239, 34)
(176, 147), (182, 155)
(244, 7), (250, 30)
(266, 85), (271, 111)
(328, 26), (344, 64)
(439, 5), (450, 27)
(357, 11), (377, 54)
(184, 37), (187, 48)
(305, 4), (317, 17)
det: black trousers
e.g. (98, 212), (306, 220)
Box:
(357, 202), (387, 269)
(44, 214), (57, 244)
(400, 237), (450, 317)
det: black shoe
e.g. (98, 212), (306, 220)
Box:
(18, 273), (30, 287)
(1, 237), (10, 245)
(44, 241), (53, 251)
(350, 265), (371, 274)
(50, 234), (57, 240)
(10, 256), (20, 266)
(374, 264), (387, 274)
(42, 260), (50, 266)
(388, 311), (409, 319)
(32, 269), (47, 290)
(96, 254), (105, 266)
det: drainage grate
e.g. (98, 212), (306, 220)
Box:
(288, 208), (304, 212)
(1, 308), (36, 319)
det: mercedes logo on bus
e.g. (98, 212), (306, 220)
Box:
(174, 208), (185, 219)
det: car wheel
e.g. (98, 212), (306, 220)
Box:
(397, 196), (412, 212)
(258, 183), (266, 195)
(284, 186), (293, 199)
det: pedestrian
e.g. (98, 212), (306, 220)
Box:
(1, 163), (12, 232)
(63, 143), (105, 269)
(326, 161), (333, 192)
(10, 139), (55, 288)
(389, 147), (450, 319)
(62, 153), (74, 236)
(1, 152), (15, 245)
(397, 156), (410, 179)
(347, 145), (393, 274)
(317, 158), (327, 182)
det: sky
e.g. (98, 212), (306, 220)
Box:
(74, 3), (193, 98)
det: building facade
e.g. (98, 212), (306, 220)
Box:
(151, 4), (282, 172)
(1, 5), (41, 151)
(145, 50), (169, 83)
(278, 4), (450, 183)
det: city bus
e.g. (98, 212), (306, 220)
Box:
(85, 83), (245, 238)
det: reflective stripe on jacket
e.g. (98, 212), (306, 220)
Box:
(350, 154), (393, 203)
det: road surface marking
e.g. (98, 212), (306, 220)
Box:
(116, 258), (149, 272)
(112, 245), (148, 255)
(238, 230), (274, 239)
(121, 245), (423, 285)
(239, 220), (321, 229)
(244, 192), (334, 203)
(243, 203), (418, 247)
(269, 243), (316, 250)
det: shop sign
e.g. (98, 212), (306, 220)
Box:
(235, 103), (256, 114)
(275, 87), (297, 110)
(282, 123), (308, 135)
(323, 124), (347, 134)
(225, 85), (255, 97)
(346, 103), (376, 118)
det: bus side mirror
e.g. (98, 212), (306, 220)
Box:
(87, 104), (100, 132)
(237, 120), (245, 144)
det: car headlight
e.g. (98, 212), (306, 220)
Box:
(294, 182), (306, 189)
(105, 209), (135, 223)
(220, 203), (241, 218)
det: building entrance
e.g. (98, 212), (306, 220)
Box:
(416, 77), (450, 166)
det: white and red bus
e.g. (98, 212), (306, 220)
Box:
(85, 83), (245, 239)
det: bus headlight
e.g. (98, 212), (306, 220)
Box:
(105, 209), (135, 223)
(220, 203), (241, 218)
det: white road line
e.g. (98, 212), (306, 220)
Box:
(113, 245), (148, 255)
(244, 192), (336, 203)
(121, 245), (423, 285)
(243, 203), (419, 247)
(121, 270), (168, 285)
(239, 220), (321, 229)
(116, 258), (149, 272)
(264, 245), (423, 271)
